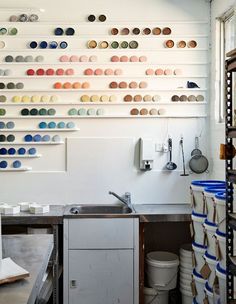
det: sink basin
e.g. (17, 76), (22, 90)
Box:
(69, 205), (133, 215)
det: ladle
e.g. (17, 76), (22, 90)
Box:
(166, 138), (177, 170)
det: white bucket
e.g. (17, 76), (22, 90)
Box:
(216, 263), (226, 304)
(190, 181), (225, 214)
(180, 288), (193, 304)
(215, 192), (226, 233)
(204, 282), (214, 304)
(145, 251), (179, 291)
(180, 260), (193, 270)
(192, 242), (207, 273)
(180, 266), (192, 275)
(144, 287), (168, 304)
(203, 219), (218, 256)
(180, 243), (193, 266)
(193, 269), (207, 304)
(215, 229), (226, 269)
(191, 212), (207, 245)
(203, 251), (217, 288)
(204, 187), (225, 224)
(180, 271), (192, 281)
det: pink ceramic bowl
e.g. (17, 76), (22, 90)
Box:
(104, 69), (114, 75)
(111, 56), (119, 62)
(70, 55), (79, 62)
(59, 55), (69, 62)
(164, 69), (172, 75)
(56, 69), (64, 75)
(120, 55), (129, 62)
(139, 56), (147, 62)
(89, 55), (97, 62)
(66, 68), (74, 75)
(80, 55), (88, 62)
(130, 56), (138, 62)
(146, 69), (154, 75)
(84, 68), (93, 76)
(94, 68), (103, 75)
(114, 69), (123, 75)
(155, 69), (164, 75)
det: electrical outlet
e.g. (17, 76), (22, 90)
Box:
(163, 143), (169, 153)
(155, 143), (163, 152)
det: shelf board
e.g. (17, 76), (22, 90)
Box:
(0, 62), (208, 66)
(227, 127), (236, 138)
(0, 75), (208, 79)
(0, 154), (41, 158)
(0, 141), (64, 145)
(0, 167), (32, 172)
(0, 102), (207, 106)
(0, 128), (79, 132)
(0, 48), (209, 52)
(0, 115), (207, 119)
(0, 88), (207, 92)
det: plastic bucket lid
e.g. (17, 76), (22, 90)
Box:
(204, 219), (217, 231)
(191, 180), (225, 187)
(192, 241), (207, 253)
(204, 187), (226, 195)
(204, 251), (217, 264)
(205, 281), (213, 295)
(193, 268), (206, 283)
(146, 251), (179, 268)
(216, 229), (226, 239)
(192, 211), (207, 222)
(215, 192), (226, 201)
(216, 263), (226, 278)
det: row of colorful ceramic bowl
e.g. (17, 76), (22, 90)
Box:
(83, 68), (122, 75)
(0, 134), (15, 142)
(38, 121), (75, 129)
(171, 95), (204, 102)
(29, 41), (68, 49)
(130, 108), (165, 115)
(26, 68), (74, 76)
(110, 27), (171, 36)
(0, 147), (37, 155)
(165, 40), (197, 48)
(0, 160), (22, 169)
(87, 15), (106, 22)
(11, 95), (59, 103)
(68, 108), (105, 116)
(54, 82), (90, 89)
(145, 68), (182, 75)
(9, 14), (39, 22)
(0, 82), (24, 89)
(0, 27), (18, 35)
(0, 121), (15, 129)
(59, 55), (97, 62)
(87, 40), (138, 49)
(124, 94), (161, 102)
(80, 95), (117, 102)
(54, 27), (75, 36)
(5, 55), (44, 62)
(21, 108), (56, 116)
(109, 81), (148, 89)
(110, 55), (147, 62)
(24, 134), (61, 142)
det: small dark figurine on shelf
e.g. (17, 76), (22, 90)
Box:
(187, 81), (200, 88)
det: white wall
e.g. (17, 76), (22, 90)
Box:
(0, 0), (210, 205)
(209, 0), (236, 180)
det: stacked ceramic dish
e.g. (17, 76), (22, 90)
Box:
(179, 244), (193, 304)
(190, 180), (226, 304)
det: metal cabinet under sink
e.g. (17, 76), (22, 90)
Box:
(64, 218), (139, 304)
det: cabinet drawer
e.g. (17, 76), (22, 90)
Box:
(68, 218), (134, 249)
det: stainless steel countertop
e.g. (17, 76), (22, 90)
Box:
(133, 204), (191, 222)
(1, 204), (191, 224)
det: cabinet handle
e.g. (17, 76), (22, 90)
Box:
(70, 280), (77, 288)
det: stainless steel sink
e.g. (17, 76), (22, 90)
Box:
(69, 205), (133, 215)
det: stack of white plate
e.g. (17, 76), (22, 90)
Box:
(179, 244), (193, 304)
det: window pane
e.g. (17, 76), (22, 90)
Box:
(225, 14), (236, 54)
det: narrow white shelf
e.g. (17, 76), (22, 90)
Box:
(0, 88), (207, 92)
(0, 102), (207, 106)
(0, 20), (209, 25)
(0, 115), (207, 119)
(0, 48), (208, 52)
(0, 75), (208, 79)
(0, 167), (32, 172)
(1, 34), (208, 39)
(0, 128), (79, 132)
(0, 154), (41, 158)
(0, 141), (64, 145)
(0, 62), (208, 66)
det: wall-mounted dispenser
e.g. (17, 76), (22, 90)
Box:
(139, 138), (154, 171)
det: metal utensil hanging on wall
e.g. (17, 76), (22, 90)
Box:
(191, 136), (202, 156)
(189, 136), (209, 174)
(165, 138), (177, 170)
(180, 137), (189, 176)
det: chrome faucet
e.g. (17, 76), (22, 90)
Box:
(109, 191), (131, 208)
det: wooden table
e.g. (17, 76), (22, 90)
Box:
(0, 234), (53, 304)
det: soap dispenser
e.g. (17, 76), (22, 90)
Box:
(139, 138), (154, 171)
